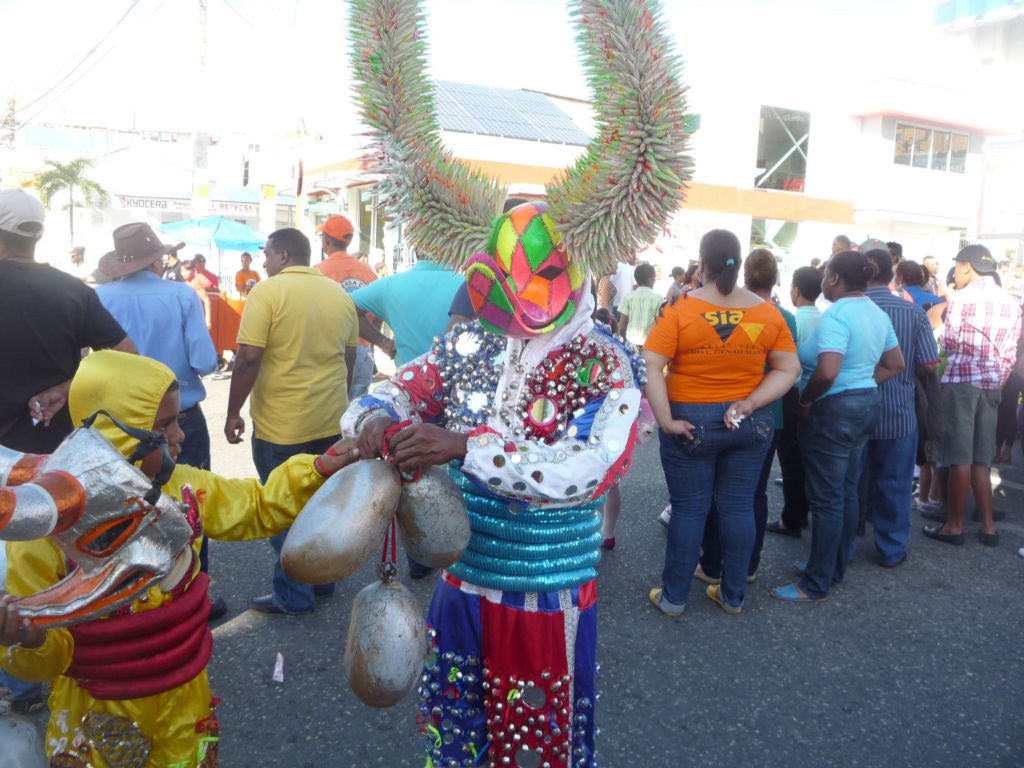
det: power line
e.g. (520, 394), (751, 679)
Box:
(16, 0), (173, 132)
(15, 0), (143, 115)
(221, 0), (255, 28)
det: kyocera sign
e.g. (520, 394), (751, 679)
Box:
(117, 196), (191, 212)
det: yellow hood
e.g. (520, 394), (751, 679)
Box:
(68, 350), (177, 461)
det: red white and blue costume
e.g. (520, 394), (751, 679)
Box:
(342, 290), (645, 768)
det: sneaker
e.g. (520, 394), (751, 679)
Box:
(705, 584), (742, 615)
(911, 494), (939, 513)
(693, 564), (720, 585)
(658, 506), (671, 528)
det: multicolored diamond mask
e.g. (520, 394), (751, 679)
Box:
(466, 202), (587, 338)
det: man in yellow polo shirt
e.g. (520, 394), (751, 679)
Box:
(224, 227), (358, 614)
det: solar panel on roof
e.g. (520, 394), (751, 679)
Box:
(434, 80), (590, 145)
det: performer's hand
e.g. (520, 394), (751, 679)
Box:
(387, 423), (468, 470)
(224, 413), (246, 444)
(357, 415), (395, 460)
(0, 593), (45, 650)
(380, 339), (397, 359)
(318, 438), (362, 475)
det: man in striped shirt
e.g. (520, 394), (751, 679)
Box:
(862, 244), (940, 567)
(924, 245), (1022, 547)
(617, 263), (664, 346)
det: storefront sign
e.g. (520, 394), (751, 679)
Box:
(116, 196), (281, 217)
(116, 195), (191, 212)
(211, 200), (259, 216)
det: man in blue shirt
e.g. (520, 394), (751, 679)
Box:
(96, 222), (224, 616)
(351, 257), (464, 367)
(349, 256), (463, 579)
(861, 243), (940, 567)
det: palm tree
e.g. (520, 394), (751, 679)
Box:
(33, 158), (109, 243)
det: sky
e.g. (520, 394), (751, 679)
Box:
(0, 0), (985, 138)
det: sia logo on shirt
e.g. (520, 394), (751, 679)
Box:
(702, 310), (765, 345)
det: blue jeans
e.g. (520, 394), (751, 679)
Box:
(863, 429), (917, 566)
(799, 389), (879, 598)
(253, 435), (339, 612)
(700, 431), (778, 579)
(0, 669), (39, 702)
(659, 402), (773, 610)
(349, 345), (373, 401)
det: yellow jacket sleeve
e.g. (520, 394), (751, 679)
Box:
(169, 453), (327, 542)
(1, 540), (75, 683)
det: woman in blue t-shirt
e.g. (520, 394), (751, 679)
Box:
(772, 250), (905, 602)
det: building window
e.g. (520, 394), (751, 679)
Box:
(359, 188), (386, 257)
(894, 122), (967, 173)
(755, 106), (810, 192)
(750, 218), (799, 254)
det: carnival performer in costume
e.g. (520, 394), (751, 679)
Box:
(345, 1), (691, 765)
(0, 350), (359, 768)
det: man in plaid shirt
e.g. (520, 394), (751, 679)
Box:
(924, 245), (1023, 547)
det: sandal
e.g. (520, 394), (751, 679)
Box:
(794, 562), (841, 587)
(648, 588), (684, 617)
(705, 584), (741, 615)
(771, 583), (827, 603)
(693, 564), (720, 585)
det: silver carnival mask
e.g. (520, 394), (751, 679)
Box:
(0, 426), (192, 628)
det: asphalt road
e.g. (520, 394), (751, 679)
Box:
(17, 373), (1024, 767)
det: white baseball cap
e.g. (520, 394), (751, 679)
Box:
(0, 189), (45, 240)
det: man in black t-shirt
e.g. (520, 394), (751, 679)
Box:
(0, 189), (134, 454)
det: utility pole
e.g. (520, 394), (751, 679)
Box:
(191, 0), (210, 219)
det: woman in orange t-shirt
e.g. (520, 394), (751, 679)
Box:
(642, 230), (799, 616)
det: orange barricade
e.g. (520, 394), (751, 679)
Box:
(208, 294), (246, 357)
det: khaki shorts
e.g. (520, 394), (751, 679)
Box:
(936, 382), (1001, 466)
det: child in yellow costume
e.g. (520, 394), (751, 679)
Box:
(0, 350), (359, 768)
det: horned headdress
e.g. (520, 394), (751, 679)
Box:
(350, 0), (693, 336)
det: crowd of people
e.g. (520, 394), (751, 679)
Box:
(1, 181), (1022, 766)
(599, 231), (1023, 613)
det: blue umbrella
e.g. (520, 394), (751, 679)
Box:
(157, 216), (267, 252)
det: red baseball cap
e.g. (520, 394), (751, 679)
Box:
(316, 214), (354, 240)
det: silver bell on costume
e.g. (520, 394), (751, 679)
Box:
(280, 460), (402, 584)
(395, 466), (470, 568)
(0, 714), (48, 768)
(345, 564), (428, 708)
